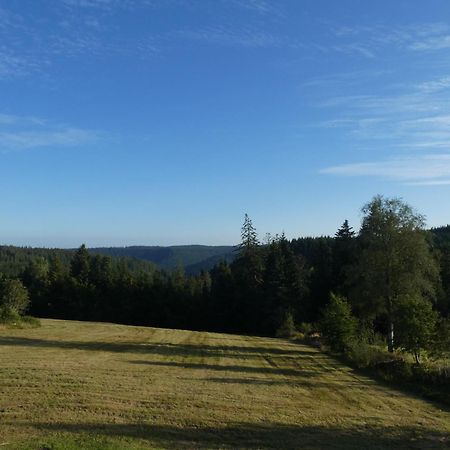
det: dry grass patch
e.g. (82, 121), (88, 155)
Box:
(0, 319), (449, 449)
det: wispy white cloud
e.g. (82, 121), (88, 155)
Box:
(409, 35), (450, 51)
(0, 113), (99, 152)
(313, 73), (450, 152)
(0, 114), (17, 125)
(225, 0), (282, 16)
(0, 5), (25, 32)
(300, 69), (394, 89)
(49, 34), (103, 57)
(0, 50), (37, 79)
(314, 69), (450, 185)
(0, 2), (163, 79)
(61, 0), (281, 16)
(406, 179), (450, 186)
(416, 76), (450, 93)
(0, 128), (97, 152)
(2, 1), (450, 86)
(270, 22), (450, 60)
(0, 114), (46, 126)
(59, 0), (144, 10)
(328, 22), (450, 59)
(173, 26), (283, 48)
(321, 154), (450, 184)
(330, 43), (376, 59)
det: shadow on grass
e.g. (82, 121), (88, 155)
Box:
(0, 336), (316, 357)
(203, 376), (373, 388)
(2, 335), (448, 410)
(128, 360), (317, 377)
(323, 348), (450, 412)
(20, 421), (450, 449)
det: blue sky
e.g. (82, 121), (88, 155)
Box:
(1, 0), (450, 247)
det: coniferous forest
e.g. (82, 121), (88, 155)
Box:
(1, 196), (449, 353)
(2, 195), (450, 411)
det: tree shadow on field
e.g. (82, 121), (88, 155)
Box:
(203, 376), (368, 388)
(20, 421), (450, 449)
(0, 336), (317, 359)
(128, 360), (317, 377)
(2, 336), (448, 411)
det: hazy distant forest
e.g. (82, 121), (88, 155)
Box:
(1, 195), (450, 365)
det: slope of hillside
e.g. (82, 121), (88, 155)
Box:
(0, 245), (156, 278)
(0, 319), (449, 449)
(90, 245), (235, 273)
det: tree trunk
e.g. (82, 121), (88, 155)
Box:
(414, 350), (420, 365)
(387, 321), (394, 353)
(387, 294), (394, 353)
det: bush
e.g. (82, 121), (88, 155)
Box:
(430, 318), (450, 359)
(374, 358), (414, 381)
(20, 315), (41, 327)
(347, 341), (390, 369)
(0, 278), (33, 326)
(276, 310), (297, 338)
(356, 320), (383, 345)
(319, 293), (357, 352)
(394, 296), (438, 364)
(298, 322), (313, 336)
(0, 306), (21, 324)
(0, 278), (30, 315)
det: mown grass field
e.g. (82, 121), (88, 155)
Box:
(0, 319), (449, 449)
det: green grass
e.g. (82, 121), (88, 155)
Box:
(0, 319), (449, 449)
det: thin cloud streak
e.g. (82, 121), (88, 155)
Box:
(321, 154), (450, 184)
(0, 51), (35, 79)
(172, 26), (284, 48)
(0, 114), (46, 126)
(406, 179), (450, 186)
(409, 35), (450, 51)
(225, 0), (284, 17)
(313, 72), (450, 159)
(333, 22), (450, 56)
(2, 1), (450, 82)
(416, 76), (450, 93)
(0, 113), (100, 152)
(0, 128), (98, 152)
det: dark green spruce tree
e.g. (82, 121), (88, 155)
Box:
(262, 234), (308, 334)
(333, 219), (356, 296)
(231, 214), (263, 333)
(70, 244), (91, 284)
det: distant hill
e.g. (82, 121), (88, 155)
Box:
(3, 226), (448, 276)
(0, 245), (156, 278)
(90, 245), (236, 274)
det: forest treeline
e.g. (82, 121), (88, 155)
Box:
(0, 246), (156, 278)
(1, 196), (449, 359)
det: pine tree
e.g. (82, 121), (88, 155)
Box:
(70, 244), (91, 284)
(262, 235), (308, 334)
(234, 214), (262, 282)
(89, 255), (113, 288)
(333, 220), (356, 296)
(231, 214), (263, 333)
(335, 219), (355, 240)
(49, 255), (67, 283)
(238, 213), (259, 254)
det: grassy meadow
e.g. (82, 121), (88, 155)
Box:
(0, 319), (449, 449)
